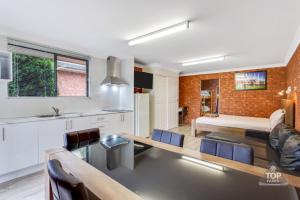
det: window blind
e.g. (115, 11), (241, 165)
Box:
(7, 43), (54, 59)
(7, 38), (90, 60)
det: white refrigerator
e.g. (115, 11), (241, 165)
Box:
(134, 93), (150, 137)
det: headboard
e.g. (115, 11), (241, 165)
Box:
(281, 99), (295, 127)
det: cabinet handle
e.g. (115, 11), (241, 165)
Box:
(97, 117), (105, 121)
(70, 120), (73, 129)
(98, 125), (105, 128)
(2, 127), (5, 141)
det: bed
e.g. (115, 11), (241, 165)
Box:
(195, 114), (270, 131)
(191, 101), (293, 138)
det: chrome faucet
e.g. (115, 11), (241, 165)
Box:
(52, 107), (60, 116)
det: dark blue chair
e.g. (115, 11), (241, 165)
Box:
(200, 138), (254, 165)
(151, 129), (163, 141)
(216, 142), (234, 160)
(161, 131), (172, 144)
(151, 130), (185, 147)
(200, 139), (217, 155)
(170, 133), (184, 147)
(233, 145), (254, 165)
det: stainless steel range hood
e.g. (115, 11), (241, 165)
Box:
(100, 56), (128, 86)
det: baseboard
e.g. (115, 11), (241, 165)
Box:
(0, 164), (43, 184)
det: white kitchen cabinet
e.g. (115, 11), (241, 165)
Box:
(108, 112), (134, 134)
(37, 119), (66, 163)
(95, 113), (133, 135)
(95, 114), (119, 135)
(122, 112), (134, 134)
(0, 123), (38, 175)
(0, 112), (134, 178)
(62, 115), (100, 133)
(0, 51), (12, 81)
(93, 114), (113, 134)
(67, 116), (97, 132)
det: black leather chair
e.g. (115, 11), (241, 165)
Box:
(47, 159), (89, 200)
(64, 128), (100, 150)
(64, 132), (79, 150)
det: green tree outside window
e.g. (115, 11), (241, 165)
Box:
(8, 53), (56, 97)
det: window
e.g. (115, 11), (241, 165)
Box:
(56, 55), (88, 97)
(7, 43), (89, 97)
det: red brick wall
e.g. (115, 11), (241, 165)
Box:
(57, 70), (87, 96)
(286, 45), (300, 131)
(179, 67), (287, 123)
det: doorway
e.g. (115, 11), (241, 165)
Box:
(200, 79), (220, 116)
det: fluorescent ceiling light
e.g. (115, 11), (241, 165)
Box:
(182, 56), (225, 66)
(128, 21), (189, 46)
(181, 156), (224, 171)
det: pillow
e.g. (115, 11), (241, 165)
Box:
(280, 135), (300, 170)
(270, 109), (285, 130)
(278, 125), (296, 153)
(281, 135), (300, 155)
(270, 109), (284, 119)
(269, 123), (283, 150)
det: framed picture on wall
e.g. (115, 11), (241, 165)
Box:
(235, 71), (267, 90)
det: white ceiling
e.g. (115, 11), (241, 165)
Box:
(0, 0), (299, 74)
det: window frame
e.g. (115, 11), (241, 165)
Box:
(55, 54), (90, 97)
(7, 45), (90, 98)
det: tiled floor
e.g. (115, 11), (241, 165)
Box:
(170, 125), (202, 151)
(0, 172), (44, 200)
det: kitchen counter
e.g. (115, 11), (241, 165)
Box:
(0, 110), (133, 125)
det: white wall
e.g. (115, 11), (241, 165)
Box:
(0, 35), (133, 118)
(119, 58), (134, 110)
(285, 25), (300, 64)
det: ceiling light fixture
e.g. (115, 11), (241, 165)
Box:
(181, 156), (224, 171)
(182, 56), (226, 66)
(128, 21), (189, 46)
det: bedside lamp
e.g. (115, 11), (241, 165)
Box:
(286, 86), (292, 95)
(278, 90), (285, 96)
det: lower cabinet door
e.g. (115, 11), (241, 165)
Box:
(99, 114), (121, 135)
(123, 112), (134, 134)
(68, 116), (98, 132)
(0, 123), (38, 175)
(37, 119), (66, 163)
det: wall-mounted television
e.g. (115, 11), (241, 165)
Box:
(134, 71), (153, 89)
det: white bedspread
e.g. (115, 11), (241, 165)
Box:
(196, 114), (271, 132)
